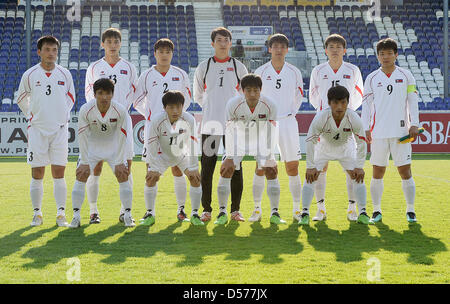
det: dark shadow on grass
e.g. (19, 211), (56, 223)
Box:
(20, 217), (303, 268)
(0, 226), (58, 260)
(302, 221), (447, 264)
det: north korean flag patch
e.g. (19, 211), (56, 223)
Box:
(110, 118), (117, 122)
(396, 79), (403, 83)
(227, 67), (234, 71)
(343, 74), (351, 79)
(172, 77), (179, 81)
(120, 70), (128, 75)
(258, 114), (267, 119)
(343, 128), (351, 132)
(58, 81), (65, 86)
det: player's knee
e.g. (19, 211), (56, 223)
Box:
(264, 167), (277, 179)
(285, 161), (299, 176)
(397, 165), (412, 179)
(32, 167), (45, 179)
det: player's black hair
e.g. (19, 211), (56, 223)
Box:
(37, 35), (60, 50)
(324, 34), (347, 49)
(376, 38), (398, 55)
(211, 27), (232, 42)
(268, 33), (289, 48)
(327, 86), (349, 104)
(154, 38), (174, 52)
(240, 73), (263, 90)
(162, 90), (185, 107)
(93, 78), (115, 95)
(102, 28), (122, 42)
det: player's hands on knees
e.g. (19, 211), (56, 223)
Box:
(184, 169), (201, 186)
(115, 164), (129, 182)
(220, 158), (235, 177)
(76, 164), (90, 181)
(305, 168), (320, 184)
(146, 170), (161, 185)
(365, 130), (372, 144)
(353, 168), (365, 183)
(409, 126), (419, 142)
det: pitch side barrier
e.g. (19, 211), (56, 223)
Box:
(1, 112), (449, 157)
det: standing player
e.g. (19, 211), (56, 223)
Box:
(193, 27), (248, 223)
(308, 34), (364, 222)
(139, 91), (204, 226)
(16, 35), (75, 227)
(69, 78), (134, 228)
(84, 28), (138, 224)
(133, 38), (193, 222)
(298, 86), (370, 225)
(361, 38), (420, 223)
(218, 74), (285, 225)
(253, 34), (304, 222)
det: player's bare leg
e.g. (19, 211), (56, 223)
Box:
(313, 163), (327, 221)
(249, 165), (265, 222)
(285, 160), (302, 221)
(30, 167), (45, 226)
(397, 164), (417, 222)
(51, 165), (68, 226)
(86, 161), (103, 224)
(370, 165), (386, 223)
(172, 166), (188, 221)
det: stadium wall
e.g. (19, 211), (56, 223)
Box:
(1, 112), (449, 156)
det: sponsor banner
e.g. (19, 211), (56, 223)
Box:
(17, 0), (52, 5)
(297, 0), (331, 6)
(224, 0), (257, 5)
(1, 112), (449, 157)
(125, 0), (157, 5)
(334, 0), (370, 6)
(229, 26), (273, 46)
(260, 0), (295, 6)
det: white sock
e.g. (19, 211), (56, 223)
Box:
(301, 181), (316, 214)
(353, 180), (367, 215)
(217, 177), (231, 214)
(144, 185), (157, 216)
(71, 180), (86, 217)
(252, 173), (265, 211)
(402, 177), (416, 213)
(53, 178), (67, 216)
(189, 185), (202, 216)
(267, 178), (280, 215)
(174, 175), (187, 210)
(119, 181), (133, 212)
(86, 175), (100, 214)
(30, 178), (44, 216)
(346, 172), (356, 205)
(370, 178), (383, 213)
(120, 173), (134, 214)
(315, 172), (327, 205)
(289, 174), (302, 214)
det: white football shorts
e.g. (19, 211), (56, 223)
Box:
(370, 138), (412, 167)
(314, 141), (357, 171)
(277, 115), (301, 162)
(27, 125), (68, 168)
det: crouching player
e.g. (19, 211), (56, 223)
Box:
(140, 90), (204, 226)
(298, 86), (370, 225)
(217, 74), (285, 225)
(69, 78), (135, 228)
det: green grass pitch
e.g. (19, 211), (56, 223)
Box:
(0, 157), (449, 284)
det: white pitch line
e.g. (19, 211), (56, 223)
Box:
(415, 174), (450, 184)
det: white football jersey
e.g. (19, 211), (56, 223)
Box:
(305, 108), (367, 169)
(225, 94), (278, 157)
(309, 61), (363, 111)
(133, 65), (192, 120)
(193, 56), (248, 135)
(78, 100), (128, 166)
(254, 61), (304, 119)
(146, 111), (198, 174)
(85, 57), (138, 110)
(16, 63), (75, 136)
(361, 66), (419, 139)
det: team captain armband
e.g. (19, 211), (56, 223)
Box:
(407, 85), (417, 93)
